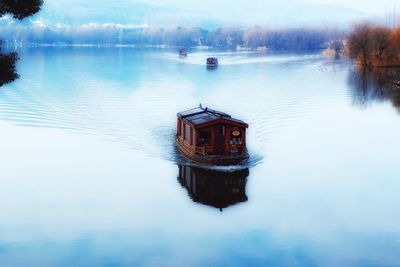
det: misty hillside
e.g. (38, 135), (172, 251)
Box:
(0, 22), (345, 50)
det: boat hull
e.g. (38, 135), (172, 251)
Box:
(206, 64), (218, 69)
(176, 138), (249, 166)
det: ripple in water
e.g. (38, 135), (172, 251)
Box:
(0, 50), (347, 168)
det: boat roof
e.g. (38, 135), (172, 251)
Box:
(177, 106), (248, 127)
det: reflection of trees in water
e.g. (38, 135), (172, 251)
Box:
(177, 165), (249, 210)
(0, 0), (43, 87)
(348, 67), (400, 111)
(0, 49), (19, 86)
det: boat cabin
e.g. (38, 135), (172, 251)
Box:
(179, 48), (188, 57)
(206, 57), (218, 67)
(176, 105), (249, 165)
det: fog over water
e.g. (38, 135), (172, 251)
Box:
(1, 0), (398, 28)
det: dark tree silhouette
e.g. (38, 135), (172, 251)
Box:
(0, 48), (19, 86)
(0, 0), (43, 20)
(0, 0), (43, 86)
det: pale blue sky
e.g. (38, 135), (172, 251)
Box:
(6, 0), (400, 27)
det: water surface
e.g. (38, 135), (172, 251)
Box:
(0, 47), (400, 266)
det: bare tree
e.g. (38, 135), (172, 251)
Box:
(347, 23), (400, 67)
(370, 27), (391, 65)
(347, 23), (374, 67)
(390, 27), (400, 64)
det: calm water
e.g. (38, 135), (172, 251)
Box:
(1, 47), (400, 266)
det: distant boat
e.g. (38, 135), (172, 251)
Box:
(236, 45), (251, 51)
(176, 105), (249, 166)
(206, 57), (218, 68)
(179, 48), (188, 58)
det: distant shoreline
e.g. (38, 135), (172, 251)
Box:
(1, 43), (329, 54)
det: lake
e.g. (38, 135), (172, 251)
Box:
(0, 47), (400, 267)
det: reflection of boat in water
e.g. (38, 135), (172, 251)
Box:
(179, 48), (188, 58)
(392, 81), (400, 88)
(176, 105), (249, 166)
(206, 57), (218, 68)
(177, 164), (249, 210)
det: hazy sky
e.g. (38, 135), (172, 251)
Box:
(9, 0), (400, 28)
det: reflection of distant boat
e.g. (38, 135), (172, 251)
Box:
(177, 164), (249, 210)
(392, 81), (400, 88)
(179, 48), (188, 58)
(206, 57), (218, 68)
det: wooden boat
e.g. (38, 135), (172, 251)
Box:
(176, 105), (249, 165)
(179, 48), (188, 57)
(206, 57), (218, 68)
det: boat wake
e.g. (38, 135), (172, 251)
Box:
(0, 50), (343, 170)
(164, 51), (320, 66)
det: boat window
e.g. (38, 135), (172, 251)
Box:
(198, 131), (211, 145)
(230, 128), (243, 145)
(181, 120), (184, 137)
(186, 124), (191, 144)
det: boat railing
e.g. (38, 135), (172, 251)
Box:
(195, 146), (207, 156)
